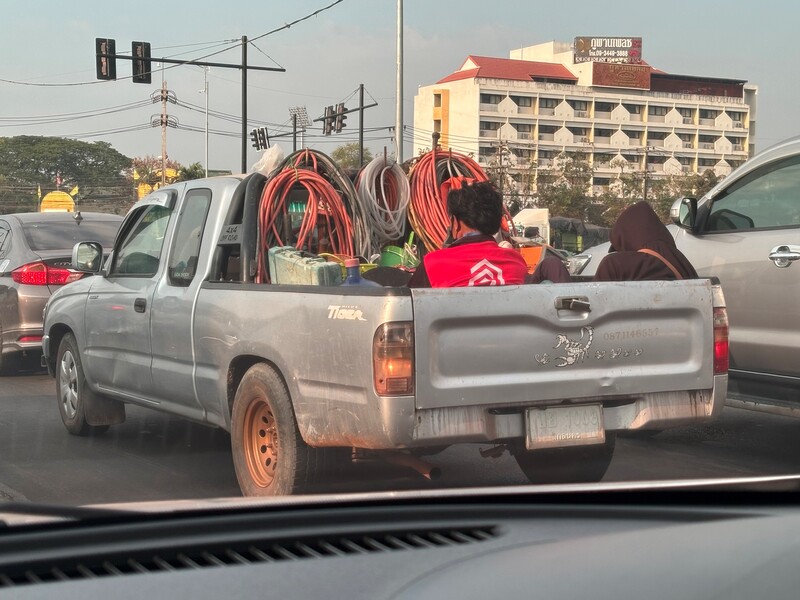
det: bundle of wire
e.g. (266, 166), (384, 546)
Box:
(255, 149), (368, 283)
(407, 149), (488, 251)
(354, 156), (411, 253)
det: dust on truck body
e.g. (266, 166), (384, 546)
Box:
(42, 172), (728, 495)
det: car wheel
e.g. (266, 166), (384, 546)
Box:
(56, 333), (109, 436)
(231, 363), (342, 497)
(513, 434), (616, 484)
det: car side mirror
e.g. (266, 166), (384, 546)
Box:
(671, 196), (697, 230)
(72, 241), (103, 274)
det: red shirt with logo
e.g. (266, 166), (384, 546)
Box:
(408, 235), (528, 288)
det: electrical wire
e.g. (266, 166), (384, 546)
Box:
(407, 148), (490, 252)
(354, 156), (410, 252)
(255, 148), (365, 282)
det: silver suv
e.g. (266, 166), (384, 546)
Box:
(573, 135), (800, 413)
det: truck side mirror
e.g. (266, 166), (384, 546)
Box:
(72, 241), (103, 273)
(671, 196), (697, 230)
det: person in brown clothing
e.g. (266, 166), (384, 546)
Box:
(594, 201), (698, 281)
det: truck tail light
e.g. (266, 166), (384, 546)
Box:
(11, 262), (83, 286)
(373, 322), (414, 396)
(713, 306), (729, 375)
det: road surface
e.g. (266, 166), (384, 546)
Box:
(3, 369), (800, 505)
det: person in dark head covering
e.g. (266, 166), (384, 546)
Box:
(526, 255), (572, 284)
(594, 201), (698, 281)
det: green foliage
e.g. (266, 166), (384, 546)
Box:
(0, 135), (132, 211)
(331, 143), (373, 169)
(535, 152), (594, 220)
(177, 162), (207, 181)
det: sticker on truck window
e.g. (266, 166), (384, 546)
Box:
(535, 326), (644, 367)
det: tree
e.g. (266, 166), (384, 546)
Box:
(535, 152), (594, 220)
(331, 143), (373, 169)
(131, 155), (181, 200)
(177, 162), (206, 182)
(0, 135), (131, 211)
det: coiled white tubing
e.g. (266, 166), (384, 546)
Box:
(355, 157), (411, 254)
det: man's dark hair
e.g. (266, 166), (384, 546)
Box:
(447, 180), (503, 236)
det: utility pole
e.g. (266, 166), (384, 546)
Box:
(203, 67), (209, 177)
(359, 83), (365, 167)
(292, 112), (297, 152)
(161, 79), (168, 186)
(396, 0), (403, 162)
(642, 145), (649, 202)
(241, 35), (248, 174)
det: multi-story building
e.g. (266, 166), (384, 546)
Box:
(413, 40), (757, 197)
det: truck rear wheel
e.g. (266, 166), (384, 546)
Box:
(231, 363), (337, 497)
(513, 434), (616, 484)
(56, 333), (110, 436)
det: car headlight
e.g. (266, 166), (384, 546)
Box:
(568, 254), (592, 275)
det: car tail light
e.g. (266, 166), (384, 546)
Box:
(373, 322), (414, 396)
(11, 262), (83, 286)
(713, 306), (729, 375)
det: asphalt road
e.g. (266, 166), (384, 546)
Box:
(3, 367), (800, 505)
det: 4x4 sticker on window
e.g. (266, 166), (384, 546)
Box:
(535, 326), (644, 367)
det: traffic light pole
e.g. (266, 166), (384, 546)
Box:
(95, 38), (285, 174)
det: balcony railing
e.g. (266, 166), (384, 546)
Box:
(517, 132), (532, 140)
(538, 133), (555, 141)
(575, 110), (589, 118)
(538, 107), (556, 116)
(479, 103), (500, 112)
(480, 130), (499, 138)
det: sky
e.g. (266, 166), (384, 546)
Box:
(1, 0), (797, 175)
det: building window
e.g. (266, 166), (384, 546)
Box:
(511, 95), (533, 107)
(480, 93), (503, 105)
(480, 121), (501, 131)
(699, 109), (719, 120)
(648, 105), (669, 116)
(515, 123), (533, 133)
(595, 102), (614, 113)
(623, 103), (643, 114)
(433, 93), (442, 108)
(433, 120), (441, 133)
(540, 98), (559, 109)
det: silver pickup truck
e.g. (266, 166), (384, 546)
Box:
(42, 173), (729, 496)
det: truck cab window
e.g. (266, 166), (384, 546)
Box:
(168, 189), (212, 286)
(111, 204), (173, 277)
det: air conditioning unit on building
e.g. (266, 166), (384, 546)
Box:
(735, 122), (744, 128)
(576, 111), (588, 118)
(579, 137), (589, 143)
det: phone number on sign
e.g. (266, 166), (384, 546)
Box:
(602, 328), (659, 341)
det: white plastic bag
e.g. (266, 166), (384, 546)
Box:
(250, 144), (285, 177)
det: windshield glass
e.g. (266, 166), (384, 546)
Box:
(0, 2), (798, 519)
(22, 220), (120, 252)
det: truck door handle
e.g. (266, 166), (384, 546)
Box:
(134, 298), (147, 313)
(768, 245), (800, 268)
(554, 296), (591, 312)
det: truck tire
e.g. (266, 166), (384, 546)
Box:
(56, 333), (110, 436)
(513, 434), (616, 484)
(231, 363), (336, 497)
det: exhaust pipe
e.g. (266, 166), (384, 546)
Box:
(381, 452), (441, 481)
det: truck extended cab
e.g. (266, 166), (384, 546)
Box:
(42, 173), (729, 496)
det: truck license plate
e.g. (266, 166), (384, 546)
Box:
(525, 405), (605, 450)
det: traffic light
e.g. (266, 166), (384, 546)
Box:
(95, 38), (117, 80)
(257, 127), (269, 150)
(334, 102), (347, 133)
(250, 127), (269, 150)
(132, 41), (152, 84)
(322, 105), (334, 136)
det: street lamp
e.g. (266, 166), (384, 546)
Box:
(288, 106), (310, 151)
(201, 67), (210, 177)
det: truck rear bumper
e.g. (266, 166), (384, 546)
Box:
(301, 375), (727, 450)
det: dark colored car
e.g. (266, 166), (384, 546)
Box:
(0, 211), (122, 375)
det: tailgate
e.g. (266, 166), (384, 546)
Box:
(411, 280), (715, 410)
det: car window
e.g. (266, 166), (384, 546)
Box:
(0, 221), (10, 258)
(705, 155), (800, 232)
(111, 204), (174, 277)
(168, 188), (212, 286)
(20, 219), (121, 251)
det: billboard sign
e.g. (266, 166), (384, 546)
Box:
(574, 37), (642, 64)
(592, 62), (651, 90)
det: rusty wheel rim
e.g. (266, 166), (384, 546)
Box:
(243, 397), (278, 488)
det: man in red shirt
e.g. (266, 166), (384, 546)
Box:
(408, 178), (528, 288)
